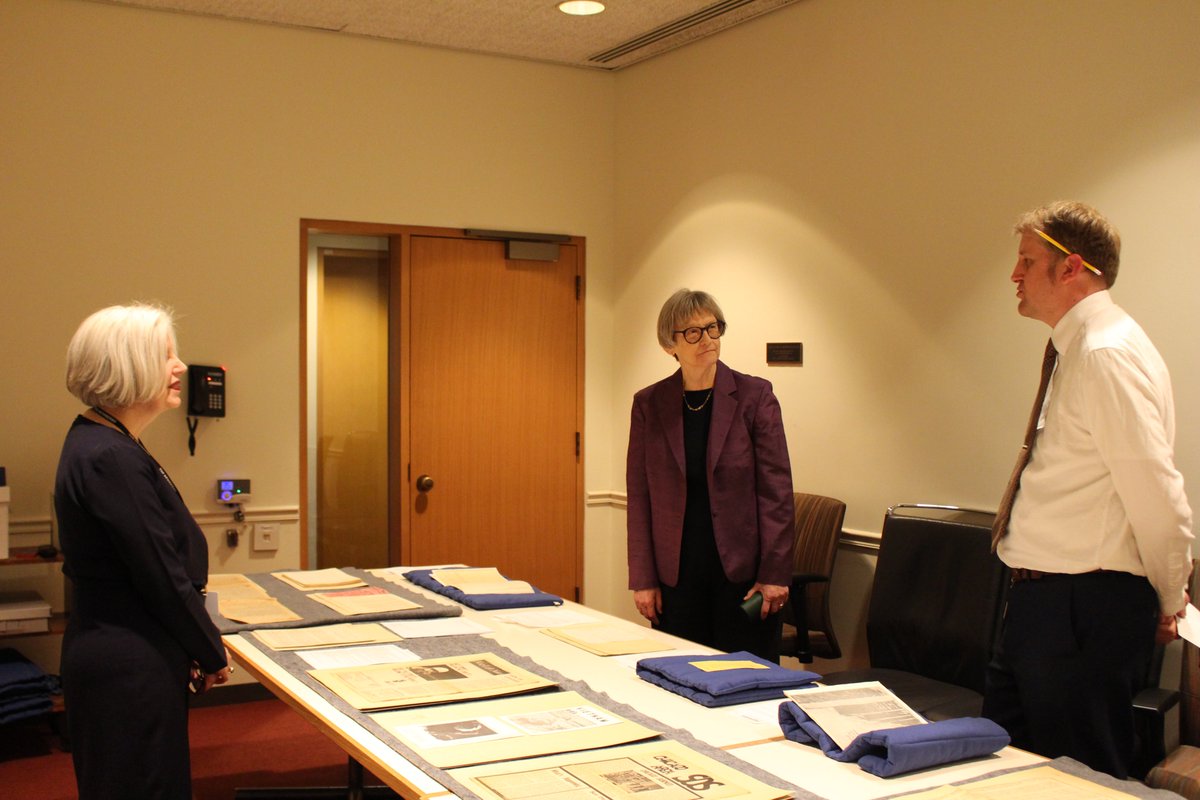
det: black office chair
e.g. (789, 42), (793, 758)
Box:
(779, 492), (845, 663)
(819, 504), (1007, 720)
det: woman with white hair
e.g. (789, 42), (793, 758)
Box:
(55, 303), (229, 799)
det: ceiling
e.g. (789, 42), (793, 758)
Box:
(91, 0), (800, 70)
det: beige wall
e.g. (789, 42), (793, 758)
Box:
(2, 0), (1198, 671)
(608, 0), (1200, 665)
(612, 0), (1200, 531)
(0, 0), (617, 663)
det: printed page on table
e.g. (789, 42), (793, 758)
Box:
(449, 739), (792, 800)
(375, 690), (660, 768)
(308, 652), (556, 711)
(783, 681), (925, 750)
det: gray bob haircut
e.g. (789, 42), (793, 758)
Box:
(656, 289), (726, 350)
(66, 303), (178, 408)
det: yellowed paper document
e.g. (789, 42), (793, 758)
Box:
(207, 573), (271, 600)
(542, 622), (672, 656)
(430, 567), (534, 595)
(251, 622), (401, 651)
(308, 586), (420, 616)
(308, 652), (556, 711)
(376, 690), (660, 768)
(450, 739), (792, 800)
(273, 568), (367, 591)
(218, 596), (302, 625)
(890, 764), (1140, 799)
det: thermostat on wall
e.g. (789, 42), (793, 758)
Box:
(217, 479), (251, 504)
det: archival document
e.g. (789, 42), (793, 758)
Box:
(783, 681), (925, 750)
(308, 652), (556, 711)
(449, 739), (792, 800)
(376, 690), (660, 768)
(890, 764), (1141, 799)
(251, 622), (400, 651)
(273, 568), (367, 591)
(542, 622), (673, 657)
(208, 573), (301, 625)
(309, 586), (420, 616)
(430, 567), (535, 595)
(207, 573), (270, 600)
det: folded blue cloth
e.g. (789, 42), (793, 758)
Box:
(778, 701), (1009, 777)
(0, 649), (53, 723)
(636, 651), (820, 707)
(404, 568), (563, 610)
(0, 694), (53, 725)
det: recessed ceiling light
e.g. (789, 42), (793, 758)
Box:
(558, 1), (606, 16)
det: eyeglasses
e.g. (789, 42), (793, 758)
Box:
(1035, 229), (1102, 276)
(673, 320), (726, 344)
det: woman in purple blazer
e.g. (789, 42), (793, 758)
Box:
(627, 289), (795, 661)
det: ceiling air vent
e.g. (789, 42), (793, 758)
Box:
(588, 0), (782, 66)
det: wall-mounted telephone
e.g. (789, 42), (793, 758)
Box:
(188, 365), (226, 418)
(186, 365), (225, 456)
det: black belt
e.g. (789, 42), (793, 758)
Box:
(1009, 567), (1115, 584)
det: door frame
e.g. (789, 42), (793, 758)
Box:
(300, 220), (586, 597)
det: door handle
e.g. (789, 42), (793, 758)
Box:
(416, 474), (435, 493)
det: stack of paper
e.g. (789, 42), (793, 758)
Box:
(274, 568), (367, 591)
(0, 590), (51, 635)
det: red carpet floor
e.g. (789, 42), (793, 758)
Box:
(0, 697), (386, 799)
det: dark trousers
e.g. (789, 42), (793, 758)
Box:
(655, 539), (781, 662)
(982, 570), (1157, 779)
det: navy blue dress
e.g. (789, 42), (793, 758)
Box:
(55, 416), (226, 799)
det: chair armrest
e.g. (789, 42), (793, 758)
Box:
(1133, 687), (1180, 715)
(791, 573), (830, 586)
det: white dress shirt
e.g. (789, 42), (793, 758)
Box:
(1001, 291), (1193, 613)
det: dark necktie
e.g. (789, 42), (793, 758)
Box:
(991, 339), (1058, 551)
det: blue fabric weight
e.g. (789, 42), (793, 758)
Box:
(636, 650), (820, 707)
(404, 568), (563, 610)
(778, 700), (1009, 777)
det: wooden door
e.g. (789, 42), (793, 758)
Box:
(403, 234), (582, 599)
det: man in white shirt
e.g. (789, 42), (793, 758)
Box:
(983, 201), (1193, 779)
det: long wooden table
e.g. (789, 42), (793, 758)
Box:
(224, 577), (1045, 800)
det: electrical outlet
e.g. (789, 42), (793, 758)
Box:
(253, 522), (279, 552)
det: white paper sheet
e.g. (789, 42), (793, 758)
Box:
(383, 617), (493, 638)
(492, 608), (596, 628)
(299, 644), (421, 670)
(1176, 602), (1200, 646)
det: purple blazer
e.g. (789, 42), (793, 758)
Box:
(626, 360), (795, 590)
